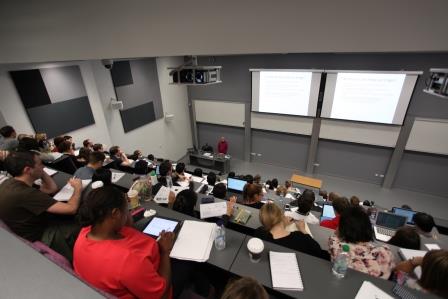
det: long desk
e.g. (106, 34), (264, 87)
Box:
(188, 152), (230, 174)
(0, 228), (105, 299)
(290, 174), (322, 190)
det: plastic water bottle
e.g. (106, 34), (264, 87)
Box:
(214, 222), (226, 250)
(332, 244), (350, 278)
(166, 175), (173, 189)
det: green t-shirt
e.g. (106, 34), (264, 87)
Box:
(0, 178), (56, 241)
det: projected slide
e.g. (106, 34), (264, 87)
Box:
(322, 72), (418, 125)
(251, 70), (321, 117)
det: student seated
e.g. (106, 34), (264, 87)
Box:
(328, 191), (340, 202)
(388, 227), (421, 250)
(82, 139), (93, 150)
(393, 250), (448, 298)
(291, 189), (319, 225)
(58, 140), (83, 168)
(275, 185), (287, 197)
(0, 125), (19, 151)
(255, 203), (330, 260)
(152, 160), (179, 195)
(413, 212), (438, 239)
(207, 171), (217, 186)
(212, 183), (227, 200)
(328, 206), (395, 279)
(319, 189), (328, 200)
(0, 151), (82, 261)
(92, 143), (104, 152)
(193, 168), (203, 177)
(242, 183), (264, 209)
(350, 195), (360, 206)
(52, 136), (65, 152)
(244, 174), (254, 184)
(76, 147), (92, 166)
(17, 136), (55, 162)
(74, 152), (106, 180)
(74, 186), (174, 299)
(174, 162), (187, 182)
(253, 174), (261, 185)
(221, 277), (268, 299)
(109, 145), (132, 167)
(128, 149), (143, 161)
(320, 197), (350, 230)
(269, 178), (278, 190)
(171, 189), (198, 217)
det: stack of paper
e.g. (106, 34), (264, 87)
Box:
(270, 251), (303, 291)
(284, 211), (313, 237)
(170, 220), (215, 262)
(43, 167), (58, 176)
(199, 202), (227, 219)
(398, 248), (427, 278)
(111, 172), (125, 183)
(54, 180), (91, 201)
(354, 281), (393, 299)
(177, 180), (190, 188)
(191, 176), (205, 183)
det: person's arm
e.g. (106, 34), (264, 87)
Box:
(158, 231), (175, 299)
(167, 191), (176, 209)
(295, 219), (309, 234)
(39, 171), (58, 194)
(394, 257), (423, 273)
(46, 178), (82, 215)
(120, 152), (131, 166)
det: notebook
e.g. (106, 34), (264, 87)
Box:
(233, 207), (252, 224)
(269, 251), (303, 291)
(320, 203), (335, 222)
(153, 186), (170, 204)
(170, 220), (215, 262)
(227, 177), (247, 193)
(54, 180), (91, 201)
(354, 281), (393, 299)
(398, 248), (427, 278)
(373, 211), (407, 242)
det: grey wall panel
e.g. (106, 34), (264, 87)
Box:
(393, 151), (448, 197)
(0, 110), (6, 127)
(111, 61), (133, 87)
(26, 96), (94, 138)
(251, 129), (309, 170)
(120, 102), (156, 133)
(315, 140), (393, 184)
(189, 53), (448, 119)
(40, 65), (87, 103)
(197, 123), (245, 159)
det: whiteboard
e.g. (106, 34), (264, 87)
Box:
(406, 118), (448, 155)
(251, 113), (313, 135)
(194, 99), (245, 128)
(319, 119), (401, 147)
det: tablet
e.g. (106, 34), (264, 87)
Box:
(227, 177), (247, 193)
(320, 203), (335, 222)
(142, 216), (180, 237)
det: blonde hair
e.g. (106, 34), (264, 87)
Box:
(276, 185), (287, 197)
(259, 203), (284, 231)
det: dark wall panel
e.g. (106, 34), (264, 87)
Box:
(251, 129), (309, 170)
(10, 69), (51, 109)
(394, 151), (448, 197)
(120, 102), (156, 133)
(316, 140), (393, 184)
(26, 96), (94, 138)
(111, 61), (133, 87)
(197, 123), (245, 159)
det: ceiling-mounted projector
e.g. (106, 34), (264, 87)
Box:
(168, 56), (222, 85)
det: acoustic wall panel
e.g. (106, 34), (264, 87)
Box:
(111, 59), (163, 133)
(10, 65), (95, 138)
(120, 102), (156, 133)
(27, 97), (94, 138)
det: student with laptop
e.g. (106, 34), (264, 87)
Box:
(388, 227), (421, 250)
(290, 189), (319, 225)
(74, 185), (175, 299)
(320, 197), (350, 230)
(328, 206), (395, 279)
(373, 211), (407, 242)
(413, 212), (438, 239)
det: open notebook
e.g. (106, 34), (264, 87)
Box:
(269, 251), (303, 291)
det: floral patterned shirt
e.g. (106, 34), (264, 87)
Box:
(329, 235), (395, 279)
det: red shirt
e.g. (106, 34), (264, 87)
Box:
(320, 215), (340, 230)
(74, 226), (169, 299)
(217, 141), (228, 154)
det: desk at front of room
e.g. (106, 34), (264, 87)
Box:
(16, 167), (444, 299)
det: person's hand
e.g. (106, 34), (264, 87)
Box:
(295, 219), (307, 233)
(69, 178), (82, 190)
(411, 256), (423, 267)
(158, 230), (175, 255)
(226, 196), (237, 216)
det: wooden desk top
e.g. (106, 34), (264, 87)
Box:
(290, 174), (322, 189)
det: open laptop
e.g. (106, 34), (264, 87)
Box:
(373, 211), (407, 242)
(320, 203), (336, 222)
(227, 177), (247, 194)
(391, 207), (417, 225)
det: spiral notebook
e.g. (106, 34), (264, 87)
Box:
(269, 251), (303, 291)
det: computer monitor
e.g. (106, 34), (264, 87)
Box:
(392, 207), (417, 225)
(320, 203), (335, 222)
(375, 211), (407, 229)
(227, 177), (247, 193)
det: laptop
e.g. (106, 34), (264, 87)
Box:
(373, 211), (407, 242)
(320, 203), (336, 222)
(391, 207), (417, 225)
(227, 177), (247, 194)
